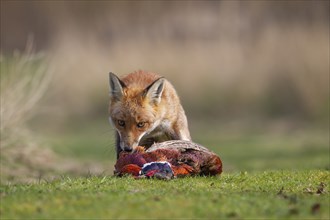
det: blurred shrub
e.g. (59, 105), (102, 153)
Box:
(1, 1), (328, 128)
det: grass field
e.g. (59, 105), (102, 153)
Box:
(44, 119), (329, 173)
(1, 119), (329, 219)
(1, 170), (329, 219)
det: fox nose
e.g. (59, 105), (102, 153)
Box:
(123, 146), (133, 152)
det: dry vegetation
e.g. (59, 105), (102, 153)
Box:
(0, 44), (107, 182)
(0, 43), (56, 182)
(2, 1), (328, 124)
(42, 2), (330, 125)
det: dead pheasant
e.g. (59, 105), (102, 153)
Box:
(114, 140), (222, 179)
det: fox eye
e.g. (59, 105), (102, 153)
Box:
(137, 122), (145, 128)
(117, 120), (125, 127)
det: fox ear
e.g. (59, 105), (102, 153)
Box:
(144, 77), (165, 103)
(109, 72), (126, 100)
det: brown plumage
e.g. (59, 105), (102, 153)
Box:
(114, 140), (222, 178)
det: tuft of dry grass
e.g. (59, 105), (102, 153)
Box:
(0, 44), (110, 183)
(0, 43), (56, 182)
(1, 42), (52, 136)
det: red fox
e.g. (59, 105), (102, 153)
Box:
(108, 70), (191, 158)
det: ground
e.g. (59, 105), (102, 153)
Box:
(1, 170), (329, 219)
(1, 120), (329, 219)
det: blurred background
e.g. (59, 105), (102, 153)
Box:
(1, 1), (329, 182)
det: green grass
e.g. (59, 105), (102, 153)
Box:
(4, 119), (328, 219)
(44, 120), (329, 173)
(1, 170), (329, 219)
(195, 129), (329, 172)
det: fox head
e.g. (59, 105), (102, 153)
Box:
(108, 72), (165, 152)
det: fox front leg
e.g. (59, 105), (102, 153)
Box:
(115, 131), (122, 159)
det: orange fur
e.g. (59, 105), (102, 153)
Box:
(109, 70), (191, 157)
